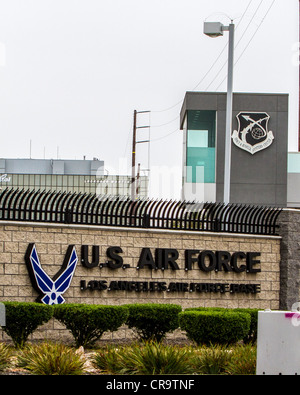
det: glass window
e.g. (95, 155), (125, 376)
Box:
(11, 174), (17, 186)
(24, 175), (29, 188)
(35, 174), (40, 188)
(186, 110), (216, 184)
(62, 176), (68, 187)
(46, 175), (51, 186)
(52, 175), (57, 187)
(56, 175), (62, 188)
(188, 130), (208, 148)
(40, 175), (46, 187)
(288, 153), (300, 173)
(18, 174), (24, 187)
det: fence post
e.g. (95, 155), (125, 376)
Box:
(143, 214), (151, 228)
(64, 209), (72, 224)
(212, 218), (221, 232)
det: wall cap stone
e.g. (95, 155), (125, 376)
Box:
(0, 220), (282, 240)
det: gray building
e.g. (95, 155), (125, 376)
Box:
(0, 158), (148, 198)
(0, 158), (105, 176)
(180, 92), (289, 207)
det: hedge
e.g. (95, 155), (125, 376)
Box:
(0, 302), (259, 348)
(179, 310), (251, 345)
(53, 304), (129, 348)
(1, 302), (54, 348)
(124, 303), (182, 342)
(233, 308), (259, 343)
(185, 307), (259, 343)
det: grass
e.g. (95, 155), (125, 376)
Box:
(16, 342), (86, 375)
(0, 343), (13, 372)
(191, 344), (232, 375)
(0, 341), (257, 375)
(93, 342), (194, 375)
(124, 342), (194, 375)
(226, 344), (257, 375)
(93, 341), (257, 375)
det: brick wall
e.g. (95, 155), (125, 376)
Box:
(0, 221), (281, 342)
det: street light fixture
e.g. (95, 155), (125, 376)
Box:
(203, 22), (225, 38)
(204, 21), (235, 205)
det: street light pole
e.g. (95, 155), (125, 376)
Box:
(204, 21), (235, 205)
(223, 22), (235, 205)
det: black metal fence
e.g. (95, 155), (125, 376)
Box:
(0, 188), (282, 235)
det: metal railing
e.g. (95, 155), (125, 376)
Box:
(0, 188), (282, 235)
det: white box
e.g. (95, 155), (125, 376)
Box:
(256, 310), (300, 375)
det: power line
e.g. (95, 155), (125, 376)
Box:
(214, 0), (276, 91)
(235, 0), (276, 64)
(151, 115), (180, 128)
(205, 0), (264, 91)
(196, 0), (254, 92)
(142, 0), (267, 146)
(149, 0), (254, 144)
(151, 0), (253, 115)
(148, 0), (254, 142)
(151, 127), (180, 142)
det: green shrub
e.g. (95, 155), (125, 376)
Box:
(124, 303), (182, 342)
(185, 307), (225, 312)
(53, 304), (129, 348)
(226, 344), (257, 375)
(93, 343), (257, 376)
(1, 302), (54, 348)
(179, 310), (251, 346)
(93, 342), (193, 375)
(191, 344), (231, 375)
(233, 309), (259, 343)
(0, 343), (13, 371)
(17, 342), (86, 375)
(185, 307), (259, 344)
(124, 341), (194, 375)
(93, 345), (130, 375)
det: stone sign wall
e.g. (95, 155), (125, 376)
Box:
(0, 221), (281, 341)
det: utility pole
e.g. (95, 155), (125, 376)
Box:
(136, 163), (141, 197)
(131, 110), (151, 201)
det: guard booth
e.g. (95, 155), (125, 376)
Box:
(180, 92), (289, 207)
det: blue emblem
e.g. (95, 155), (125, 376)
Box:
(25, 244), (78, 305)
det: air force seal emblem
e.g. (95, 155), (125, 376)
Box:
(232, 112), (274, 155)
(25, 244), (78, 305)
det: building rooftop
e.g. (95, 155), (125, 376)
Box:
(0, 158), (104, 176)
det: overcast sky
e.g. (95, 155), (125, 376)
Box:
(0, 0), (298, 198)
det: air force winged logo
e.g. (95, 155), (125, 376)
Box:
(25, 244), (78, 305)
(232, 112), (274, 155)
